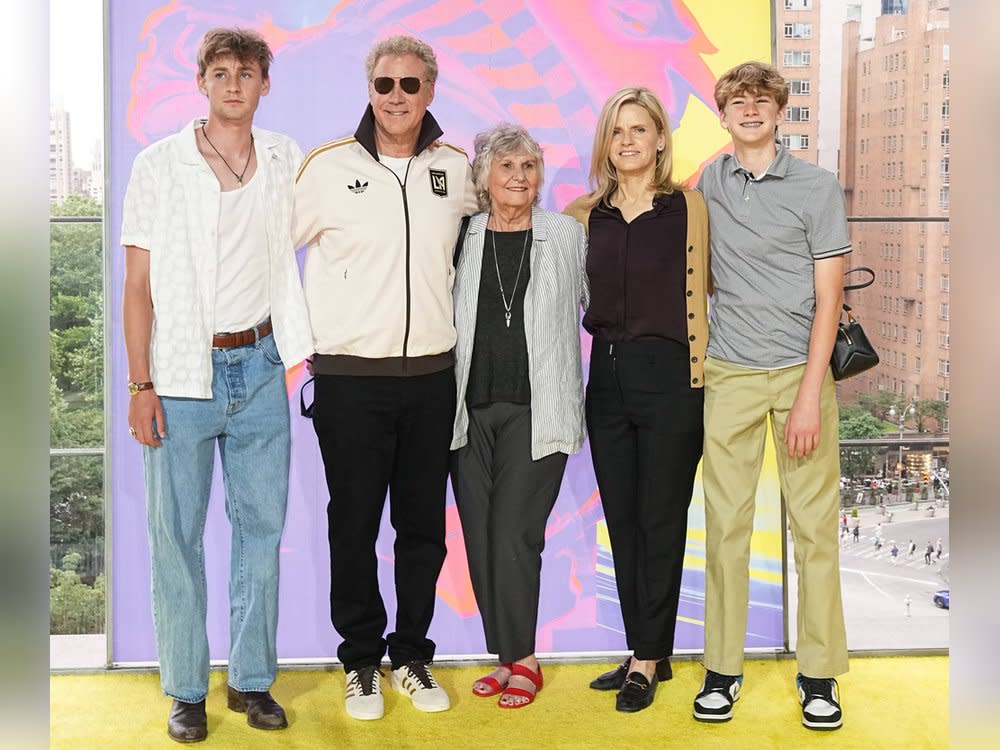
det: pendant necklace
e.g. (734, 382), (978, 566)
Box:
(489, 217), (530, 329)
(201, 126), (254, 185)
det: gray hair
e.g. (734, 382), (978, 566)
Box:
(364, 35), (438, 83)
(472, 123), (545, 212)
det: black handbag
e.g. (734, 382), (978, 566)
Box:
(831, 267), (879, 381)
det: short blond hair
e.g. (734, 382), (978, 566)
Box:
(583, 87), (681, 209)
(364, 35), (438, 83)
(713, 61), (789, 111)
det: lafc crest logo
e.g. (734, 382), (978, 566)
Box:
(348, 179), (368, 194)
(429, 169), (448, 197)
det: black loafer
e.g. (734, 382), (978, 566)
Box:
(227, 686), (289, 730)
(615, 671), (658, 713)
(590, 658), (672, 691)
(167, 699), (207, 743)
(589, 658), (631, 691)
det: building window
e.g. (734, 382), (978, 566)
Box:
(783, 50), (812, 67)
(784, 0), (813, 9)
(915, 356), (921, 373)
(939, 359), (950, 376)
(917, 273), (924, 291)
(918, 188), (927, 206)
(921, 102), (928, 120)
(941, 245), (949, 263)
(921, 132), (928, 149)
(784, 22), (812, 38)
(939, 303), (949, 321)
(786, 106), (811, 122)
(943, 70), (950, 88)
(922, 73), (929, 91)
(940, 157), (950, 178)
(781, 134), (810, 150)
(942, 99), (950, 118)
(939, 331), (950, 349)
(789, 79), (812, 95)
(901, 326), (908, 344)
(938, 389), (950, 402)
(940, 129), (950, 147)
(939, 186), (950, 207)
(924, 45), (931, 62)
(916, 301), (923, 318)
(916, 330), (923, 345)
(940, 275), (949, 292)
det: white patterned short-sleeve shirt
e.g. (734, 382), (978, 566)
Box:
(121, 119), (314, 398)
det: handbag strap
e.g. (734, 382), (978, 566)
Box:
(842, 266), (875, 292)
(841, 266), (875, 315)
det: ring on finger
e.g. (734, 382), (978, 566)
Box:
(128, 426), (137, 438)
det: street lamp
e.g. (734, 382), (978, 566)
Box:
(888, 401), (917, 481)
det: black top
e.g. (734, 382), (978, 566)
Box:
(466, 229), (532, 407)
(582, 192), (688, 346)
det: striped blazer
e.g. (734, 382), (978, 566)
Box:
(451, 206), (589, 460)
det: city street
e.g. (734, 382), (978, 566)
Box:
(787, 503), (949, 651)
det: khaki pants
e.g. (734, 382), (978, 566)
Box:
(702, 357), (848, 678)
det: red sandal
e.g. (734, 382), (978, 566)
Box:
(498, 662), (543, 709)
(472, 663), (513, 697)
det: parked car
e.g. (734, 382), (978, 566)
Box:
(932, 589), (950, 609)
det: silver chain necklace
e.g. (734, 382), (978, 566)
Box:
(489, 220), (530, 329)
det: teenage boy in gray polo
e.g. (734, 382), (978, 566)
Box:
(692, 61), (851, 730)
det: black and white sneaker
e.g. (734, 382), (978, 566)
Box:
(693, 670), (742, 722)
(797, 674), (843, 730)
(344, 664), (383, 720)
(392, 660), (450, 712)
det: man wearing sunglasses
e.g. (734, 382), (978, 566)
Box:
(294, 34), (477, 721)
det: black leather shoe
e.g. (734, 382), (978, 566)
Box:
(590, 658), (672, 691)
(167, 699), (207, 743)
(227, 686), (289, 730)
(589, 658), (631, 691)
(615, 671), (658, 713)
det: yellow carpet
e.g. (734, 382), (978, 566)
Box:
(51, 656), (947, 749)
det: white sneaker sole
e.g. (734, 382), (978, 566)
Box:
(693, 692), (740, 722)
(802, 715), (843, 730)
(345, 703), (384, 721)
(391, 674), (450, 713)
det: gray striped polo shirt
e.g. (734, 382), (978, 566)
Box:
(697, 146), (851, 368)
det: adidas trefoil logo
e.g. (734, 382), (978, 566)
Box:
(348, 179), (369, 194)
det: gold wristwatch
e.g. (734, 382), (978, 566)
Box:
(128, 381), (154, 396)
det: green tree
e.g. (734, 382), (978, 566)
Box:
(856, 390), (902, 422)
(839, 411), (884, 480)
(914, 399), (948, 433)
(50, 553), (105, 634)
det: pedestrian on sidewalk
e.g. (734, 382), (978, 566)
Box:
(890, 543), (899, 562)
(935, 537), (944, 560)
(907, 539), (916, 557)
(852, 525), (860, 543)
(924, 541), (934, 565)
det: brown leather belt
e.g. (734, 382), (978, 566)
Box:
(212, 318), (272, 349)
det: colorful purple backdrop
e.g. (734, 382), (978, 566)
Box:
(108, 0), (779, 664)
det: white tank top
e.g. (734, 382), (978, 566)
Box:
(213, 174), (270, 333)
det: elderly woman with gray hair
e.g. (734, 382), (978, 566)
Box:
(450, 123), (587, 708)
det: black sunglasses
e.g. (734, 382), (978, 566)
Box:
(371, 76), (424, 95)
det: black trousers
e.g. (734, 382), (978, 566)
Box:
(312, 367), (455, 672)
(586, 338), (704, 660)
(450, 403), (567, 663)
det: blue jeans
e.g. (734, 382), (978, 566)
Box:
(143, 333), (290, 702)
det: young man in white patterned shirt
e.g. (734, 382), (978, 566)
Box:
(121, 27), (312, 743)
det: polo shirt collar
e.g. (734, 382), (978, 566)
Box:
(726, 142), (792, 180)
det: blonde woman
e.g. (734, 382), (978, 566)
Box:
(564, 87), (709, 713)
